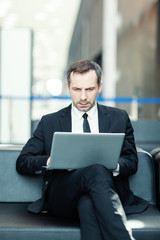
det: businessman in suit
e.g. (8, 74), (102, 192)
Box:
(16, 60), (148, 240)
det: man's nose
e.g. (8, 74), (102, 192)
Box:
(80, 90), (87, 100)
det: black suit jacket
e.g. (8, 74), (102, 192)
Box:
(16, 104), (149, 214)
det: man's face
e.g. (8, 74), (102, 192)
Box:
(66, 70), (103, 112)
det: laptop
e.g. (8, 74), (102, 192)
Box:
(47, 132), (125, 170)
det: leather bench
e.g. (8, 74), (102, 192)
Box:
(131, 120), (160, 152)
(0, 146), (160, 240)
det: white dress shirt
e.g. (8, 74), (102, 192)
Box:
(71, 103), (119, 176)
(71, 104), (99, 133)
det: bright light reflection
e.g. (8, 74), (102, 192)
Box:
(0, 0), (13, 9)
(128, 220), (145, 229)
(34, 12), (47, 21)
(2, 13), (18, 27)
(46, 78), (62, 96)
(0, 9), (7, 18)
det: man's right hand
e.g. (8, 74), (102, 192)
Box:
(47, 157), (50, 166)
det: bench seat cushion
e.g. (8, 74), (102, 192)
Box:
(0, 203), (160, 240)
(0, 203), (80, 240)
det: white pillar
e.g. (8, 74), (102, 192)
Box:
(0, 28), (32, 144)
(102, 0), (118, 106)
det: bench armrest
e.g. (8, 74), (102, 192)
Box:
(151, 148), (160, 210)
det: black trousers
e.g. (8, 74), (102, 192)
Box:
(47, 164), (134, 240)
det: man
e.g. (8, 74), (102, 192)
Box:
(16, 60), (148, 240)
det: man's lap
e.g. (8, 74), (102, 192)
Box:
(46, 164), (114, 218)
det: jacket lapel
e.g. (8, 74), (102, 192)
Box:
(59, 103), (111, 133)
(98, 104), (111, 133)
(59, 104), (72, 132)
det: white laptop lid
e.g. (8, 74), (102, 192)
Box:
(47, 132), (125, 170)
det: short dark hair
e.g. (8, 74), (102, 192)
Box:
(67, 60), (102, 86)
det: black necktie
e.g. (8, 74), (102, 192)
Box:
(83, 113), (91, 132)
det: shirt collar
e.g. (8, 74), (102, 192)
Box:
(72, 103), (98, 120)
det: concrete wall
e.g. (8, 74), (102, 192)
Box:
(67, 0), (102, 65)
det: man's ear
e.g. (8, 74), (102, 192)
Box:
(66, 82), (70, 92)
(98, 82), (103, 94)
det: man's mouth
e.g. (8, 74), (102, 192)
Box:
(79, 102), (89, 107)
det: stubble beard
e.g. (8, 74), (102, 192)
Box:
(73, 101), (96, 112)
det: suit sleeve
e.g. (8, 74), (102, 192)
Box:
(118, 111), (138, 178)
(16, 117), (49, 176)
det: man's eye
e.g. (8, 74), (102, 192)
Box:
(87, 88), (94, 91)
(74, 88), (81, 91)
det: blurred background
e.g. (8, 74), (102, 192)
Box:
(0, 0), (160, 145)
